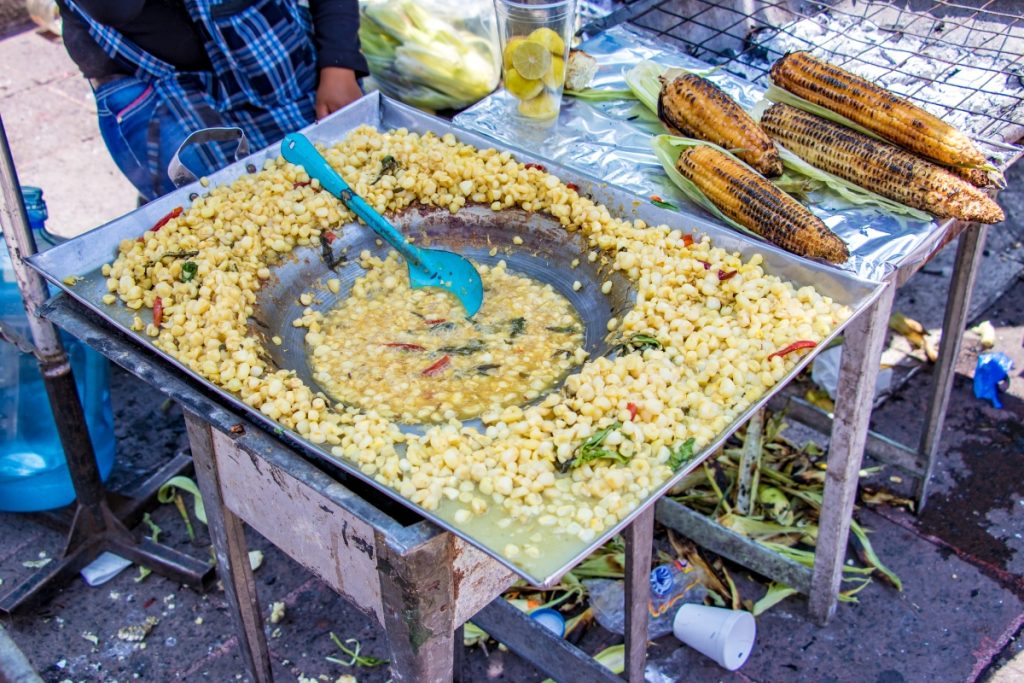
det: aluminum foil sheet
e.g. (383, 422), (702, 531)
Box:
(452, 24), (1018, 282)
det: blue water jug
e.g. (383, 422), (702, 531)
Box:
(0, 187), (116, 512)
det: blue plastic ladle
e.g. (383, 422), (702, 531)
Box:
(281, 133), (484, 317)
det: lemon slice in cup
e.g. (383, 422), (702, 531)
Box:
(511, 41), (551, 80)
(517, 90), (559, 119)
(505, 68), (544, 100)
(502, 36), (526, 69)
(543, 55), (565, 89)
(528, 27), (565, 55)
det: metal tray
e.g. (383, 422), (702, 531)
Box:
(27, 92), (884, 587)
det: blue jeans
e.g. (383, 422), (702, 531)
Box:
(93, 77), (207, 201)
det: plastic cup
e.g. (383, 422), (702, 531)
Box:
(493, 0), (577, 124)
(672, 604), (756, 671)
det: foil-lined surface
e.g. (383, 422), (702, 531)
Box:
(453, 24), (1018, 282)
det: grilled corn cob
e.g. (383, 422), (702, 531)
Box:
(675, 145), (849, 263)
(659, 74), (783, 177)
(761, 103), (1004, 223)
(770, 51), (987, 168)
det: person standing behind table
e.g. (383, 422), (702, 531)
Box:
(55, 0), (367, 201)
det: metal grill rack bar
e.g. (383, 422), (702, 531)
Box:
(587, 0), (1024, 144)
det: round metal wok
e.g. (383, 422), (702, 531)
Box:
(249, 203), (636, 433)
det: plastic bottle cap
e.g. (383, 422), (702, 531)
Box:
(530, 608), (566, 637)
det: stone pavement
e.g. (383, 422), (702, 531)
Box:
(2, 21), (1024, 683)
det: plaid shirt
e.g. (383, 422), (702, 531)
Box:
(63, 0), (319, 189)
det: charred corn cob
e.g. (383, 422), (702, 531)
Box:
(675, 145), (849, 263)
(761, 103), (1004, 223)
(949, 165), (1005, 190)
(770, 51), (987, 168)
(659, 74), (783, 177)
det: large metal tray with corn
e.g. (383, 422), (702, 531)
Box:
(28, 93), (882, 587)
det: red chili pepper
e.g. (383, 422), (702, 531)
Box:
(143, 597), (156, 609)
(384, 342), (425, 351)
(566, 182), (579, 192)
(767, 340), (817, 360)
(294, 179), (312, 188)
(422, 355), (451, 376)
(682, 234), (694, 247)
(697, 260), (712, 270)
(718, 269), (737, 281)
(650, 194), (663, 203)
(149, 206), (182, 233)
(152, 296), (163, 328)
(424, 319), (447, 326)
(323, 231), (336, 244)
(524, 162), (546, 171)
(627, 402), (639, 420)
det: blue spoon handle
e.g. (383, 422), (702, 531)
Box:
(281, 133), (425, 269)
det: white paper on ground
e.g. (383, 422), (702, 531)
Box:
(80, 551), (132, 586)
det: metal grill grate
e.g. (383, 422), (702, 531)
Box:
(586, 0), (1024, 145)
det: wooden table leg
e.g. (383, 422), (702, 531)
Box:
(809, 283), (896, 624)
(916, 223), (988, 511)
(376, 533), (456, 683)
(623, 505), (655, 682)
(184, 411), (272, 683)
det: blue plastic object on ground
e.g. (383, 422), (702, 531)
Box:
(0, 187), (116, 512)
(529, 608), (566, 637)
(974, 351), (1014, 409)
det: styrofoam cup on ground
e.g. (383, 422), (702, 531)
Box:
(672, 604), (756, 671)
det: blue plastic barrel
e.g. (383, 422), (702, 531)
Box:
(0, 187), (116, 512)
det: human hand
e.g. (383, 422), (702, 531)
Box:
(315, 67), (362, 120)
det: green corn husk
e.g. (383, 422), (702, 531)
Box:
(650, 135), (759, 238)
(622, 60), (714, 113)
(670, 413), (903, 613)
(565, 88), (637, 101)
(542, 644), (625, 683)
(752, 582), (799, 616)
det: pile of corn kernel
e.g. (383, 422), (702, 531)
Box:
(102, 126), (849, 561)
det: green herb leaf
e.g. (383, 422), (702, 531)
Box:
(439, 339), (485, 355)
(545, 325), (579, 334)
(651, 199), (678, 210)
(428, 321), (458, 333)
(180, 261), (199, 283)
(668, 437), (697, 471)
(561, 421), (626, 472)
(328, 633), (389, 668)
(509, 317), (526, 338)
(621, 333), (662, 354)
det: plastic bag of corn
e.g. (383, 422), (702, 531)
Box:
(358, 0), (501, 112)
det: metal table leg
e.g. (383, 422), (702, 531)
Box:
(623, 505), (655, 682)
(809, 282), (896, 624)
(376, 533), (457, 682)
(915, 223), (988, 511)
(184, 411), (272, 683)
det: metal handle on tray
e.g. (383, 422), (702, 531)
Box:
(167, 127), (250, 188)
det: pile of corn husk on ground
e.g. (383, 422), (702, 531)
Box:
(668, 411), (903, 614)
